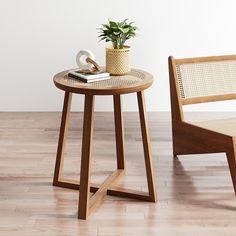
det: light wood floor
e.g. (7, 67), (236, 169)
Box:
(1, 112), (236, 236)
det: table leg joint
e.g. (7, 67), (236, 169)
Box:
(54, 169), (156, 204)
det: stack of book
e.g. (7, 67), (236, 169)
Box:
(68, 69), (110, 83)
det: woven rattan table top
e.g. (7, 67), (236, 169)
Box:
(53, 68), (153, 95)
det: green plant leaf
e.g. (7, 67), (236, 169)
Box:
(123, 28), (130, 34)
(121, 18), (128, 25)
(109, 21), (118, 28)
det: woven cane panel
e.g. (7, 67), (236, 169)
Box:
(63, 70), (145, 88)
(176, 60), (236, 99)
(64, 74), (142, 88)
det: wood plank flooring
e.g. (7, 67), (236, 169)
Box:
(1, 112), (236, 235)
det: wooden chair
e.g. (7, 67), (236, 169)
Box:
(169, 54), (236, 194)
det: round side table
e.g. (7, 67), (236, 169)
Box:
(53, 69), (157, 220)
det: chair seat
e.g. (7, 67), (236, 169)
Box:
(192, 118), (236, 137)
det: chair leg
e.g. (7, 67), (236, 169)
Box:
(226, 147), (236, 195)
(172, 129), (179, 158)
(78, 95), (94, 220)
(137, 91), (157, 202)
(53, 92), (72, 185)
(113, 95), (125, 170)
(173, 154), (178, 158)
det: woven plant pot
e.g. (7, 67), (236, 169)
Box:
(106, 46), (130, 75)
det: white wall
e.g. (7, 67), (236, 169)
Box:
(1, 0), (236, 112)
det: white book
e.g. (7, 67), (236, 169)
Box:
(69, 69), (110, 80)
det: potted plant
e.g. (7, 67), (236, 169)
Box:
(98, 19), (138, 75)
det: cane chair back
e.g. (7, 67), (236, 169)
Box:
(173, 55), (236, 105)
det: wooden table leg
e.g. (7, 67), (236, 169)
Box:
(78, 95), (94, 220)
(54, 92), (157, 220)
(53, 91), (72, 186)
(137, 91), (157, 202)
(113, 95), (125, 169)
